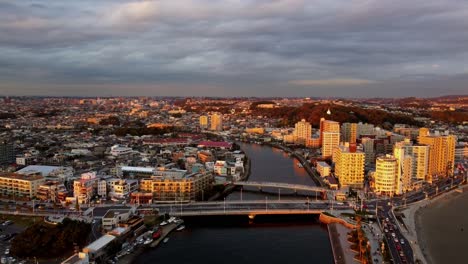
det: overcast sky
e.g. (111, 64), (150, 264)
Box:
(0, 0), (467, 97)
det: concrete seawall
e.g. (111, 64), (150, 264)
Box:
(320, 213), (357, 264)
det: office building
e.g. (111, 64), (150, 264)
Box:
(0, 140), (14, 165)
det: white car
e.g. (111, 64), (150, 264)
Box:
(5, 249), (9, 255)
(400, 240), (405, 245)
(391, 233), (396, 237)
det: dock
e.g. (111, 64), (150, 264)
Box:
(117, 221), (182, 264)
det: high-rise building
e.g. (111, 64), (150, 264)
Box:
(210, 113), (223, 131)
(374, 155), (398, 196)
(418, 128), (456, 179)
(357, 123), (375, 138)
(361, 137), (375, 165)
(341, 123), (357, 144)
(293, 119), (312, 145)
(394, 139), (429, 186)
(320, 119), (340, 158)
(334, 143), (365, 188)
(199, 115), (209, 129)
(0, 140), (14, 165)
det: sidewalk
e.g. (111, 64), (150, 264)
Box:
(328, 222), (358, 264)
(362, 222), (384, 264)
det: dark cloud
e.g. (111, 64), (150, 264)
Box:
(0, 0), (467, 97)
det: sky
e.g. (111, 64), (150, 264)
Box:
(0, 0), (467, 98)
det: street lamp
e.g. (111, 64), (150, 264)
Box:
(278, 189), (281, 201)
(265, 196), (268, 211)
(224, 197), (226, 213)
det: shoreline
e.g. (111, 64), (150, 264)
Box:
(400, 185), (468, 264)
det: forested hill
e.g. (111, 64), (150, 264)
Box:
(251, 104), (422, 128)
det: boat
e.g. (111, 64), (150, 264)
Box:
(143, 238), (153, 245)
(163, 237), (169, 243)
(152, 228), (162, 239)
(176, 225), (185, 231)
(160, 221), (168, 226)
(168, 217), (176, 223)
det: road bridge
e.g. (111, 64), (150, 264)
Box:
(233, 181), (331, 198)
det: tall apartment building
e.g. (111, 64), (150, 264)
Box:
(320, 119), (340, 158)
(341, 123), (357, 144)
(210, 113), (223, 131)
(0, 173), (45, 198)
(394, 139), (429, 183)
(293, 119), (312, 145)
(199, 115), (209, 129)
(361, 137), (375, 165)
(0, 140), (14, 165)
(333, 143), (365, 188)
(418, 128), (457, 179)
(374, 155), (398, 196)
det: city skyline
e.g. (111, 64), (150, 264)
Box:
(1, 0), (468, 97)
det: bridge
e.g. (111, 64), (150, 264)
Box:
(151, 200), (350, 217)
(233, 181), (330, 198)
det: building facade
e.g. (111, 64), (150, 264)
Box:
(341, 123), (357, 144)
(418, 128), (456, 179)
(334, 143), (365, 188)
(293, 119), (312, 145)
(0, 173), (45, 198)
(374, 155), (398, 196)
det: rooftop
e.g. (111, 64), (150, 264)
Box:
(0, 173), (44, 181)
(83, 234), (116, 253)
(17, 165), (69, 176)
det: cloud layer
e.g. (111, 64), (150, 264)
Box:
(0, 0), (467, 97)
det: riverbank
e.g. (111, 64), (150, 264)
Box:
(400, 185), (468, 264)
(269, 143), (325, 187)
(207, 154), (251, 201)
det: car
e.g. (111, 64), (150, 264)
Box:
(399, 251), (404, 257)
(384, 229), (388, 233)
(394, 238), (399, 243)
(400, 239), (405, 244)
(385, 218), (389, 222)
(4, 249), (9, 255)
(396, 244), (401, 251)
(391, 232), (396, 237)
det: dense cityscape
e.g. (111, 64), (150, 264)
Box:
(0, 96), (466, 264)
(1, 1), (468, 264)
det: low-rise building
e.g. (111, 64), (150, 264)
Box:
(0, 173), (45, 199)
(316, 161), (331, 177)
(140, 170), (213, 201)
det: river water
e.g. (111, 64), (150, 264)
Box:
(136, 143), (333, 264)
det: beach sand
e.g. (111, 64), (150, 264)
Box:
(415, 189), (468, 264)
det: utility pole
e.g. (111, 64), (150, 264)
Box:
(278, 189), (281, 201)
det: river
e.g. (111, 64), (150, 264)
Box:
(135, 143), (333, 264)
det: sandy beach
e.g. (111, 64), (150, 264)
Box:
(402, 186), (468, 264)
